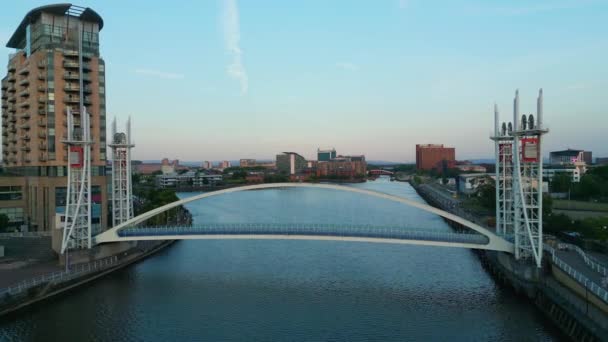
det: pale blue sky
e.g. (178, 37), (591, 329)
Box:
(2, 0), (607, 162)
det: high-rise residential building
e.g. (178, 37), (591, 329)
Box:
(0, 4), (108, 232)
(317, 148), (336, 162)
(219, 160), (231, 169)
(415, 144), (455, 171)
(201, 160), (212, 169)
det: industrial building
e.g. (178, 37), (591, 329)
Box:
(1, 4), (108, 232)
(415, 144), (455, 171)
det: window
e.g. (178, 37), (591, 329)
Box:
(0, 207), (24, 223)
(0, 186), (23, 201)
(99, 86), (105, 94)
(48, 104), (54, 112)
(48, 93), (54, 101)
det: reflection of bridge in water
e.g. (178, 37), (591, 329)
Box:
(94, 183), (514, 253)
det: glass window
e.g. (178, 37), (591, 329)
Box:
(99, 86), (105, 94)
(48, 104), (54, 112)
(0, 186), (23, 201)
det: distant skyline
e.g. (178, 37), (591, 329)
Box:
(2, 0), (607, 162)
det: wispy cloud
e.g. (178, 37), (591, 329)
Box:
(134, 68), (184, 79)
(336, 62), (359, 71)
(223, 0), (248, 95)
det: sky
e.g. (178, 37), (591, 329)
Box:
(1, 0), (607, 162)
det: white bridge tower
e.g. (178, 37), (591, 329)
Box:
(493, 89), (548, 267)
(109, 118), (135, 227)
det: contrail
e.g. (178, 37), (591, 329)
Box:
(223, 0), (248, 94)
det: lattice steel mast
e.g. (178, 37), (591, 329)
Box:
(109, 117), (135, 226)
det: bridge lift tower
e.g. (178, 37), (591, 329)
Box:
(109, 118), (135, 227)
(492, 89), (548, 268)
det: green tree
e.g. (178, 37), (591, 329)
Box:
(550, 173), (572, 193)
(0, 213), (10, 233)
(477, 184), (496, 210)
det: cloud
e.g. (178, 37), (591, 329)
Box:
(134, 69), (184, 79)
(336, 62), (359, 71)
(222, 0), (248, 95)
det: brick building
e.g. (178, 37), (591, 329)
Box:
(415, 144), (455, 171)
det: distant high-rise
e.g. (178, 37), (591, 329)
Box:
(317, 148), (336, 162)
(415, 144), (455, 171)
(1, 4), (108, 232)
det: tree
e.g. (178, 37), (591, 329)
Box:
(550, 173), (572, 193)
(477, 183), (496, 210)
(0, 213), (10, 233)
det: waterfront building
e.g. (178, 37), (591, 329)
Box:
(219, 160), (231, 169)
(276, 152), (307, 175)
(317, 148), (336, 162)
(316, 155), (367, 179)
(239, 159), (256, 167)
(457, 173), (492, 195)
(543, 166), (583, 183)
(415, 144), (456, 171)
(156, 171), (222, 189)
(1, 4), (108, 232)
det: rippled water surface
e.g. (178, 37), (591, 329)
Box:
(1, 178), (560, 341)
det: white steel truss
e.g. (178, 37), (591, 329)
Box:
(61, 106), (93, 253)
(109, 118), (135, 227)
(493, 89), (548, 267)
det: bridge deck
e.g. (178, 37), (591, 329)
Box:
(113, 223), (490, 245)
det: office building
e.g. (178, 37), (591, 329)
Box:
(549, 149), (592, 165)
(317, 148), (336, 162)
(317, 155), (367, 179)
(276, 152), (307, 175)
(415, 144), (455, 171)
(1, 4), (108, 232)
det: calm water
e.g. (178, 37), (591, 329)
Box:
(1, 178), (561, 341)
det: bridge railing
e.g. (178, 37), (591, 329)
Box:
(0, 256), (119, 298)
(115, 223), (490, 245)
(545, 244), (608, 303)
(572, 245), (608, 277)
(0, 231), (52, 238)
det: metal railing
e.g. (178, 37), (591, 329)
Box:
(0, 256), (119, 298)
(0, 231), (52, 238)
(545, 244), (608, 303)
(117, 223), (490, 245)
(572, 245), (608, 277)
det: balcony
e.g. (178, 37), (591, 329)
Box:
(1, 84), (7, 91)
(39, 143), (47, 150)
(64, 85), (79, 92)
(18, 89), (30, 97)
(37, 61), (46, 69)
(20, 112), (31, 119)
(37, 74), (45, 80)
(18, 78), (29, 87)
(64, 96), (80, 104)
(82, 63), (92, 71)
(19, 123), (30, 130)
(18, 66), (29, 75)
(38, 120), (46, 127)
(20, 146), (31, 152)
(18, 101), (30, 108)
(84, 97), (92, 105)
(9, 147), (17, 153)
(8, 96), (16, 103)
(8, 105), (16, 113)
(9, 116), (17, 123)
(63, 60), (79, 69)
(21, 135), (30, 141)
(38, 109), (47, 115)
(63, 50), (78, 57)
(8, 65), (16, 72)
(83, 74), (92, 82)
(37, 85), (46, 92)
(7, 75), (16, 83)
(38, 131), (47, 139)
(2, 131), (7, 136)
(38, 96), (46, 103)
(7, 86), (16, 93)
(63, 73), (80, 80)
(24, 158), (31, 164)
(39, 153), (47, 162)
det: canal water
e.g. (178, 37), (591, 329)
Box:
(1, 178), (561, 341)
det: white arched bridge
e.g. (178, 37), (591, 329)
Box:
(94, 183), (514, 253)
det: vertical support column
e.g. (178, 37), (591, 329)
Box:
(110, 118), (135, 227)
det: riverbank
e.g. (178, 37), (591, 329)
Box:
(0, 240), (175, 318)
(411, 181), (608, 341)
